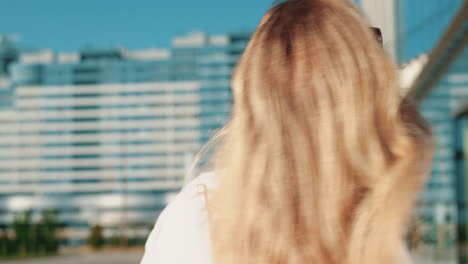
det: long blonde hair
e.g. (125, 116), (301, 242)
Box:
(206, 0), (433, 263)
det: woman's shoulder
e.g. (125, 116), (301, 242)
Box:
(181, 172), (216, 196)
(161, 172), (215, 221)
(140, 172), (215, 264)
(164, 171), (215, 218)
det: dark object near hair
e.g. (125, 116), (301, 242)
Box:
(371, 27), (383, 46)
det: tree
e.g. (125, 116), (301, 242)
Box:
(7, 210), (60, 257)
(0, 227), (12, 257)
(11, 210), (33, 256)
(87, 224), (104, 249)
(36, 210), (60, 254)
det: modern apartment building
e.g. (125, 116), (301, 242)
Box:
(0, 31), (250, 245)
(360, 2), (467, 262)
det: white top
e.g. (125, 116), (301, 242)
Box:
(140, 173), (215, 264)
(140, 172), (413, 264)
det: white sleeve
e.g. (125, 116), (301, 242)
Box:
(400, 243), (412, 264)
(140, 176), (213, 264)
(139, 205), (170, 264)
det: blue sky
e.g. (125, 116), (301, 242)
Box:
(0, 0), (273, 52)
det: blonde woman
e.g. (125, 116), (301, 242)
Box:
(140, 0), (433, 263)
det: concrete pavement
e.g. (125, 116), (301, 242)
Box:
(1, 252), (143, 264)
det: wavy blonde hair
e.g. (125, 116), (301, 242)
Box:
(205, 0), (433, 263)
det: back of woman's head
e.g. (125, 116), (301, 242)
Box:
(207, 0), (433, 263)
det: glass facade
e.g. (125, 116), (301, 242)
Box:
(0, 35), (19, 111)
(0, 31), (250, 245)
(404, 1), (467, 261)
(456, 112), (468, 262)
(395, 0), (464, 63)
(0, 35), (19, 77)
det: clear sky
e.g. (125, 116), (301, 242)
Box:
(0, 0), (274, 52)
